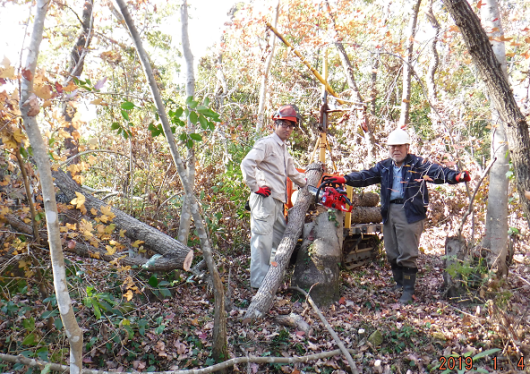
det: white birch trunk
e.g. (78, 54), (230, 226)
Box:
(481, 0), (510, 275)
(256, 0), (280, 132)
(398, 0), (422, 129)
(114, 0), (228, 362)
(177, 0), (196, 245)
(19, 1), (84, 372)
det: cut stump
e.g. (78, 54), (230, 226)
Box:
(292, 209), (343, 307)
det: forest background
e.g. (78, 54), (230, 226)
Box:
(1, 0), (530, 373)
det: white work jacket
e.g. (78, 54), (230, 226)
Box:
(241, 133), (306, 203)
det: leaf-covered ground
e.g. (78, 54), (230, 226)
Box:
(1, 218), (529, 374)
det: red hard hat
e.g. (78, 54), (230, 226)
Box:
(272, 104), (301, 124)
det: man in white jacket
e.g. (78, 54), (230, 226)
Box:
(241, 105), (307, 288)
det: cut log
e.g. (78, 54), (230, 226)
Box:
(1, 213), (192, 272)
(443, 236), (468, 299)
(52, 169), (193, 271)
(350, 206), (382, 223)
(292, 209), (343, 307)
(243, 162), (324, 322)
(357, 192), (379, 207)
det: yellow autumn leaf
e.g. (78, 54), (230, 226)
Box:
(66, 223), (77, 230)
(90, 98), (106, 105)
(70, 191), (86, 209)
(34, 84), (53, 100)
(91, 208), (98, 215)
(124, 290), (134, 301)
(101, 205), (116, 220)
(60, 226), (68, 232)
(106, 245), (117, 255)
(12, 128), (25, 143)
(120, 229), (126, 238)
(132, 240), (144, 248)
(105, 224), (116, 234)
(100, 215), (109, 223)
(0, 206), (10, 215)
(0, 66), (15, 79)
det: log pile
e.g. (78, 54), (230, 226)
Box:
(349, 191), (382, 223)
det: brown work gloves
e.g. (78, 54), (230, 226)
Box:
(455, 171), (471, 183)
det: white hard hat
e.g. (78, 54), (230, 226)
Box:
(387, 129), (411, 145)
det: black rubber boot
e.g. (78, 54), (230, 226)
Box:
(399, 268), (418, 304)
(391, 264), (403, 290)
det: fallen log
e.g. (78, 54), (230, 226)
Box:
(52, 168), (193, 271)
(350, 206), (382, 223)
(1, 213), (189, 272)
(243, 162), (324, 322)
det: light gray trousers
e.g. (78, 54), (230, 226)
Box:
(249, 193), (286, 288)
(383, 203), (424, 269)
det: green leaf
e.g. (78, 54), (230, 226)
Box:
(111, 122), (120, 130)
(121, 101), (135, 110)
(121, 110), (129, 121)
(179, 133), (188, 143)
(189, 111), (198, 124)
(148, 274), (159, 287)
(148, 123), (163, 137)
(472, 348), (501, 361)
(93, 302), (101, 319)
(208, 121), (215, 131)
(40, 363), (52, 374)
(186, 139), (193, 148)
(23, 317), (35, 331)
(19, 146), (28, 159)
(160, 288), (172, 297)
(36, 347), (49, 362)
(21, 333), (36, 346)
(175, 107), (184, 118)
(198, 115), (208, 130)
(54, 318), (63, 330)
(189, 133), (202, 141)
(188, 100), (198, 109)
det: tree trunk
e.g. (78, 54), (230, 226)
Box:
(114, 0), (228, 364)
(292, 210), (343, 307)
(425, 0), (439, 103)
(1, 213), (192, 272)
(256, 0), (280, 133)
(177, 0), (196, 246)
(62, 0), (93, 166)
(442, 0), (530, 230)
(20, 1), (84, 372)
(481, 0), (510, 277)
(52, 169), (194, 269)
(398, 0), (422, 129)
(243, 163), (324, 322)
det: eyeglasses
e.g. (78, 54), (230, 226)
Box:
(277, 120), (296, 129)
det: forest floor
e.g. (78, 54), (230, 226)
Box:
(1, 222), (530, 374)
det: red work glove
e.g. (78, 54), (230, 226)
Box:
(255, 186), (272, 197)
(456, 171), (471, 183)
(322, 175), (347, 184)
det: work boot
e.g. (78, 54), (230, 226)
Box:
(399, 268), (418, 304)
(391, 264), (403, 290)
